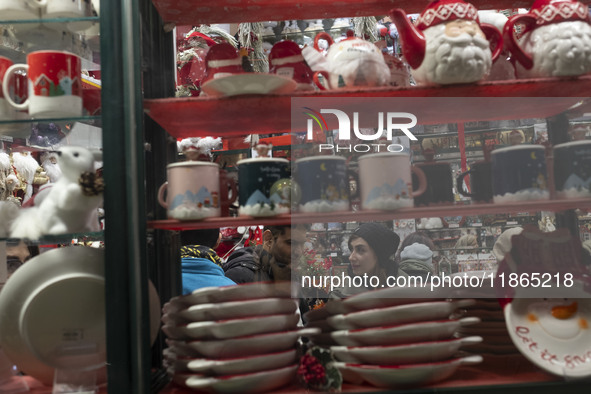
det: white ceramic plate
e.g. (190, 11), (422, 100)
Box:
(311, 317), (480, 346)
(0, 247), (106, 385)
(162, 313), (299, 340)
(504, 293), (591, 378)
(341, 285), (452, 311)
(335, 356), (483, 388)
(321, 300), (476, 330)
(174, 364), (298, 393)
(168, 298), (297, 323)
(165, 349), (296, 376)
(331, 336), (482, 365)
(167, 282), (293, 308)
(166, 328), (320, 359)
(201, 74), (297, 97)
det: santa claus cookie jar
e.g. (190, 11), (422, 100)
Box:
(504, 0), (591, 78)
(312, 31), (391, 90)
(390, 0), (503, 85)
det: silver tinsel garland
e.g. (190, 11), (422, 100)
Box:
(353, 16), (379, 43)
(237, 22), (269, 73)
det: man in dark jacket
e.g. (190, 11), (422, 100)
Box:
(223, 225), (306, 284)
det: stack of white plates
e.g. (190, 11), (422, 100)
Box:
(304, 286), (483, 388)
(449, 272), (519, 355)
(161, 282), (318, 393)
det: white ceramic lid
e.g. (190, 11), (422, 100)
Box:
(167, 161), (219, 169)
(491, 144), (545, 154)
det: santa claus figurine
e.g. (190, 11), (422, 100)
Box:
(504, 0), (591, 78)
(390, 0), (503, 85)
(269, 40), (315, 91)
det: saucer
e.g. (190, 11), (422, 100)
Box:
(335, 356), (483, 388)
(331, 336), (482, 365)
(324, 299), (476, 330)
(174, 364), (298, 393)
(168, 282), (292, 307)
(162, 313), (299, 340)
(166, 328), (320, 359)
(201, 74), (297, 97)
(312, 317), (480, 347)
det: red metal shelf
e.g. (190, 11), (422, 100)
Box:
(148, 198), (591, 230)
(152, 0), (591, 24)
(144, 76), (591, 138)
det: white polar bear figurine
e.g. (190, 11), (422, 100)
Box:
(10, 146), (103, 240)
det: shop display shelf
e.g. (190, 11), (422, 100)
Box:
(1, 231), (104, 245)
(144, 79), (590, 138)
(148, 198), (591, 231)
(151, 0), (591, 24)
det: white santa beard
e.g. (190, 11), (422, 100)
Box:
(412, 24), (492, 85)
(516, 21), (591, 78)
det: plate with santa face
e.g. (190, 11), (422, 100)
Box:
(201, 73), (297, 97)
(504, 284), (591, 378)
(311, 317), (480, 347)
(164, 298), (298, 323)
(322, 299), (476, 330)
(162, 313), (299, 340)
(166, 328), (320, 359)
(331, 336), (482, 365)
(173, 364), (298, 393)
(334, 356), (483, 388)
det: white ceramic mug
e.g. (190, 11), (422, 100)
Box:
(2, 50), (82, 118)
(44, 0), (93, 32)
(358, 152), (427, 210)
(0, 0), (44, 20)
(158, 162), (237, 220)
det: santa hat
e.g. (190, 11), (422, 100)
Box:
(269, 40), (314, 86)
(203, 43), (243, 83)
(416, 0), (479, 31)
(492, 227), (523, 263)
(528, 0), (590, 26)
(186, 31), (217, 47)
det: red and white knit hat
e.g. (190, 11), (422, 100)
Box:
(203, 43), (243, 83)
(416, 0), (479, 30)
(268, 40), (314, 86)
(528, 0), (590, 26)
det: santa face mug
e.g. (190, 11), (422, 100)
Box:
(390, 0), (503, 85)
(2, 50), (82, 118)
(491, 145), (549, 203)
(504, 0), (591, 78)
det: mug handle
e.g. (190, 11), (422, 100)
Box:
(503, 13), (536, 70)
(312, 70), (329, 90)
(479, 23), (503, 62)
(219, 169), (237, 217)
(2, 64), (29, 111)
(410, 166), (427, 197)
(456, 170), (475, 198)
(157, 182), (168, 210)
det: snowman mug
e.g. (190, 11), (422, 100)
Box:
(2, 51), (83, 118)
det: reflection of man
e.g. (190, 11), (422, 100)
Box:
(223, 225), (306, 283)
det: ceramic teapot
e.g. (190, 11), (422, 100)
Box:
(311, 31), (390, 90)
(390, 0), (503, 85)
(504, 0), (591, 78)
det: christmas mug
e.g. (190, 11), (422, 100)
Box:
(553, 140), (591, 199)
(2, 50), (83, 118)
(237, 158), (291, 217)
(358, 152), (427, 210)
(294, 156), (350, 213)
(158, 161), (237, 221)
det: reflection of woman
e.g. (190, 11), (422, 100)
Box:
(332, 223), (402, 298)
